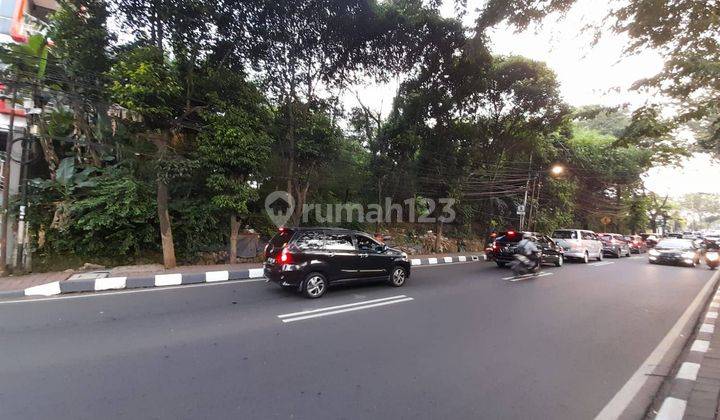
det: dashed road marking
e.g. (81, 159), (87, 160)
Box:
(700, 323), (715, 334)
(590, 261), (615, 267)
(278, 295), (413, 323)
(502, 271), (554, 281)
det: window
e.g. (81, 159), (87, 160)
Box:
(357, 235), (381, 253)
(294, 231), (326, 251)
(325, 233), (354, 251)
(553, 230), (577, 240)
(270, 230), (294, 248)
(581, 231), (595, 240)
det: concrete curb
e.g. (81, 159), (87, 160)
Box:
(649, 268), (720, 419)
(0, 254), (484, 300)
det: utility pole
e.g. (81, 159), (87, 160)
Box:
(0, 83), (18, 276)
(519, 155), (533, 231)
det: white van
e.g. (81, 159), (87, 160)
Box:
(551, 229), (603, 263)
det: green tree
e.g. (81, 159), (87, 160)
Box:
(108, 46), (183, 268)
(197, 71), (272, 262)
(48, 0), (114, 166)
(474, 0), (720, 158)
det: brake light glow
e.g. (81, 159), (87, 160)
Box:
(507, 230), (516, 236)
(279, 247), (290, 263)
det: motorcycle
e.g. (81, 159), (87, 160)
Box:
(509, 250), (541, 277)
(707, 250), (719, 270)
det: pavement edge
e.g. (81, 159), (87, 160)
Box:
(1, 254), (484, 301)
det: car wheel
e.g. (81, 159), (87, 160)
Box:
(496, 262), (506, 268)
(615, 250), (621, 258)
(583, 252), (589, 264)
(302, 272), (327, 299)
(555, 254), (564, 267)
(597, 251), (603, 262)
(388, 266), (407, 287)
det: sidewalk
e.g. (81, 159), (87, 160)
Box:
(0, 252), (483, 295)
(653, 270), (720, 419)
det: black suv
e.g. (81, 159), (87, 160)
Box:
(263, 227), (411, 298)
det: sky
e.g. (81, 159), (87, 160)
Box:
(353, 0), (719, 198)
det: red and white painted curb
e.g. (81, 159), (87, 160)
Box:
(0, 254), (483, 300)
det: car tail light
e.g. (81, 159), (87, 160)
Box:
(278, 247), (293, 264)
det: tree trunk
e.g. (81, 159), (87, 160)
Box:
(0, 86), (18, 275)
(434, 220), (443, 253)
(153, 132), (176, 268)
(156, 177), (176, 268)
(229, 214), (240, 264)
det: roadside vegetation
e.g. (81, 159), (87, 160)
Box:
(0, 0), (713, 271)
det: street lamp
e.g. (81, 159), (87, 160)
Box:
(550, 164), (565, 176)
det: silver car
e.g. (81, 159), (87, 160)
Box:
(551, 229), (604, 263)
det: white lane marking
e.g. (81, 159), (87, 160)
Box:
(94, 277), (127, 291)
(590, 261), (615, 267)
(706, 311), (718, 319)
(711, 301), (720, 308)
(502, 272), (554, 281)
(594, 271), (719, 420)
(428, 258), (438, 264)
(278, 295), (407, 318)
(411, 259), (421, 266)
(155, 273), (182, 286)
(700, 323), (715, 333)
(676, 362), (701, 381)
(205, 270), (229, 282)
(629, 256), (643, 260)
(248, 268), (264, 278)
(443, 257), (453, 263)
(24, 281), (61, 296)
(655, 397), (686, 420)
(691, 339), (710, 353)
(458, 256), (467, 262)
(0, 278), (268, 304)
(281, 297), (414, 323)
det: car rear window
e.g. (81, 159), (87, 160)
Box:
(270, 230), (294, 248)
(552, 230), (577, 239)
(294, 231), (326, 251)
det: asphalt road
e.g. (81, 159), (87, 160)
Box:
(0, 256), (715, 420)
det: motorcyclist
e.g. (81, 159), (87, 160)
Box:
(516, 232), (540, 269)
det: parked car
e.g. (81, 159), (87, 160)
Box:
(488, 231), (565, 267)
(263, 227), (411, 298)
(648, 238), (702, 267)
(551, 229), (603, 263)
(640, 233), (660, 248)
(666, 233), (683, 239)
(598, 233), (632, 258)
(624, 235), (648, 254)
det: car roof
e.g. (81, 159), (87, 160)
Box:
(283, 227), (376, 236)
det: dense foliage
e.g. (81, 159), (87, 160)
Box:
(0, 0), (698, 271)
